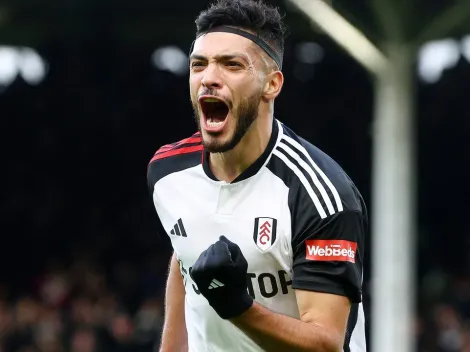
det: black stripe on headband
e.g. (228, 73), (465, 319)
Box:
(192, 25), (282, 70)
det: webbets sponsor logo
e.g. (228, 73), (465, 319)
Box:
(305, 240), (357, 263)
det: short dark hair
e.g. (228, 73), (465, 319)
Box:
(195, 0), (288, 68)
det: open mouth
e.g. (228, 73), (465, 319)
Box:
(199, 97), (229, 131)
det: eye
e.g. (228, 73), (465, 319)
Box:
(226, 61), (242, 67)
(191, 61), (205, 68)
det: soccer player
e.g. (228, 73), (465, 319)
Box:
(147, 0), (367, 351)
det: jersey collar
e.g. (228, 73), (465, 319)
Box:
(202, 118), (279, 183)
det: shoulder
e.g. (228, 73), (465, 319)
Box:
(275, 124), (367, 302)
(268, 121), (365, 218)
(147, 132), (203, 194)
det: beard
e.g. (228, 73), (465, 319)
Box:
(192, 91), (262, 153)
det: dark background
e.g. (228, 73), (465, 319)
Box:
(1, 0), (470, 351)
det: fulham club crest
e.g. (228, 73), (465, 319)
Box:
(253, 217), (277, 251)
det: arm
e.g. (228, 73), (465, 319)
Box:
(159, 253), (188, 352)
(231, 290), (350, 352)
(233, 204), (365, 352)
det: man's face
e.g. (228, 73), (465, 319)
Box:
(189, 32), (265, 153)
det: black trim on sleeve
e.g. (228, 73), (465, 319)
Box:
(292, 275), (362, 303)
(344, 303), (359, 352)
(292, 277), (361, 302)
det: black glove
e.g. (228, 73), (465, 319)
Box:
(190, 236), (253, 319)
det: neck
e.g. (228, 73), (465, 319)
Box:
(209, 114), (273, 183)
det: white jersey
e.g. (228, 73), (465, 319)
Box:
(148, 119), (367, 352)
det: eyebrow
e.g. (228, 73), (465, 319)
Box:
(189, 52), (251, 63)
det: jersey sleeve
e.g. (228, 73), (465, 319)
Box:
(146, 137), (203, 241)
(290, 177), (367, 303)
(147, 156), (168, 240)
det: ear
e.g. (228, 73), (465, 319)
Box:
(262, 70), (284, 100)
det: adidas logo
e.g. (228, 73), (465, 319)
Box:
(208, 279), (225, 290)
(170, 218), (187, 237)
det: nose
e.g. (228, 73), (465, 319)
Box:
(201, 63), (223, 89)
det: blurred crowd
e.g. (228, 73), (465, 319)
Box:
(415, 272), (470, 352)
(0, 253), (169, 352)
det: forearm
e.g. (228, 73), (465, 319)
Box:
(159, 253), (188, 352)
(231, 302), (341, 352)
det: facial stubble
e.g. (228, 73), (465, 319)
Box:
(192, 92), (262, 153)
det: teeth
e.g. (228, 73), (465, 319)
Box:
(202, 98), (221, 103)
(207, 119), (224, 126)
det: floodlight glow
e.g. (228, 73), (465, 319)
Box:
(418, 39), (460, 83)
(151, 46), (188, 76)
(461, 35), (470, 63)
(18, 47), (47, 85)
(0, 46), (18, 86)
(0, 46), (47, 88)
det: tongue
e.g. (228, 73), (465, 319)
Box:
(206, 103), (228, 122)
